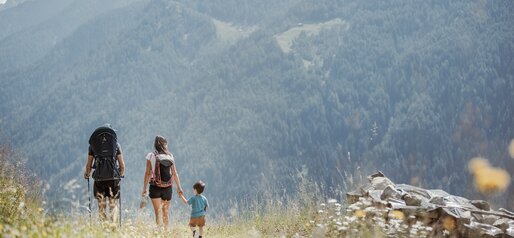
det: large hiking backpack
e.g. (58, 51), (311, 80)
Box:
(149, 153), (173, 188)
(89, 126), (121, 181)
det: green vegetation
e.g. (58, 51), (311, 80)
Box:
(0, 146), (47, 234)
(0, 0), (513, 219)
(0, 145), (320, 237)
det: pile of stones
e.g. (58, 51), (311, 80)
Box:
(346, 172), (514, 237)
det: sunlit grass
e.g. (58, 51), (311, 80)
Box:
(0, 197), (317, 238)
(2, 143), (513, 237)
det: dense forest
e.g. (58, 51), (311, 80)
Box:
(0, 0), (513, 215)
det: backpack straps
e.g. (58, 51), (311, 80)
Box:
(149, 152), (157, 175)
(149, 152), (174, 187)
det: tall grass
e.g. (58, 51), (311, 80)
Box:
(0, 145), (390, 237)
(0, 145), (47, 236)
(0, 153), (326, 237)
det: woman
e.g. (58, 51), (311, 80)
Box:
(142, 135), (184, 226)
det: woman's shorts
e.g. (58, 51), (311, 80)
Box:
(149, 185), (172, 201)
(189, 216), (206, 227)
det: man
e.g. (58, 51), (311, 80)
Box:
(84, 124), (125, 222)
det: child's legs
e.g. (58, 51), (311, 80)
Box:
(199, 226), (204, 236)
(189, 218), (197, 234)
(198, 216), (206, 236)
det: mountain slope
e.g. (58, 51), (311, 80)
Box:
(1, 0), (513, 212)
(0, 0), (141, 73)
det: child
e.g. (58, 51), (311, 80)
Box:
(180, 180), (209, 238)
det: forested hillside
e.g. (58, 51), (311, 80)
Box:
(1, 0), (513, 214)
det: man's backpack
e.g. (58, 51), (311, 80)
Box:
(89, 126), (121, 181)
(149, 152), (173, 188)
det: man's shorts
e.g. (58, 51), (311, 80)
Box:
(189, 216), (206, 227)
(149, 185), (172, 201)
(94, 180), (120, 199)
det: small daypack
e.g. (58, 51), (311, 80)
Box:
(89, 126), (121, 181)
(149, 152), (173, 188)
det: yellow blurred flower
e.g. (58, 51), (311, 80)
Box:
(442, 216), (456, 231)
(389, 210), (405, 220)
(468, 157), (511, 194)
(354, 210), (366, 218)
(468, 157), (489, 174)
(474, 167), (510, 193)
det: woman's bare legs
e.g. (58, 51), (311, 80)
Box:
(162, 200), (170, 226)
(151, 198), (162, 225)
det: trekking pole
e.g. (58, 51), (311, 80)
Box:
(87, 178), (92, 226)
(119, 177), (122, 228)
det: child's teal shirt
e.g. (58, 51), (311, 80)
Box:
(188, 194), (209, 218)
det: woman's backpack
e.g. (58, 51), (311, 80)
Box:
(149, 153), (173, 188)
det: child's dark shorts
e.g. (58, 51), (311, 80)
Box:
(149, 185), (172, 201)
(189, 216), (206, 227)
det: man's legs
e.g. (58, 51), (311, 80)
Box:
(95, 181), (110, 221)
(108, 197), (118, 223)
(95, 181), (121, 223)
(97, 195), (107, 221)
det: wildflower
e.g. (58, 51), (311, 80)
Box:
(389, 210), (405, 220)
(442, 216), (456, 231)
(468, 157), (490, 172)
(327, 199), (337, 204)
(468, 157), (511, 194)
(474, 167), (510, 193)
(354, 210), (366, 218)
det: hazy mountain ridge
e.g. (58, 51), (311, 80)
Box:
(0, 0), (139, 73)
(0, 0), (72, 39)
(1, 0), (513, 213)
